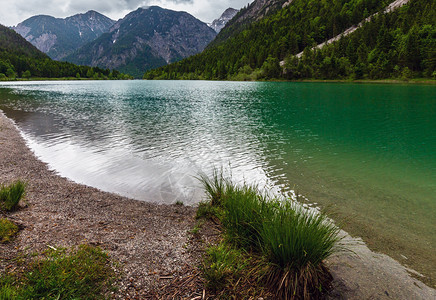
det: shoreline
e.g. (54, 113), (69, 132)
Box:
(1, 78), (435, 84)
(0, 111), (198, 298)
(0, 112), (435, 299)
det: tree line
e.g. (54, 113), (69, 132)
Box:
(0, 53), (132, 80)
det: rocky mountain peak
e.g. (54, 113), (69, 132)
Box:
(209, 8), (238, 33)
(223, 8), (239, 18)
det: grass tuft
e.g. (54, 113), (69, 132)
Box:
(262, 261), (333, 299)
(197, 169), (229, 207)
(0, 244), (116, 299)
(196, 201), (223, 220)
(260, 201), (340, 299)
(0, 181), (26, 212)
(203, 242), (251, 291)
(0, 218), (19, 243)
(261, 200), (340, 269)
(0, 275), (18, 299)
(197, 169), (343, 299)
(221, 184), (269, 250)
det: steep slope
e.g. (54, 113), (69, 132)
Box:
(12, 11), (115, 60)
(293, 0), (412, 58)
(284, 0), (435, 80)
(209, 8), (238, 33)
(144, 0), (435, 81)
(0, 24), (129, 80)
(0, 24), (47, 60)
(65, 6), (216, 78)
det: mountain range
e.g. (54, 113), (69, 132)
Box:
(12, 11), (115, 60)
(65, 6), (217, 78)
(7, 0), (432, 81)
(11, 7), (237, 78)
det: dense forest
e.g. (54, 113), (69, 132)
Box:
(144, 0), (435, 81)
(0, 25), (131, 80)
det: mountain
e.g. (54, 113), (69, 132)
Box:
(0, 24), (130, 80)
(65, 6), (217, 78)
(0, 24), (47, 60)
(12, 11), (115, 60)
(144, 0), (435, 81)
(210, 0), (289, 46)
(209, 8), (238, 33)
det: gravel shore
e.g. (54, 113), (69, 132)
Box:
(1, 112), (434, 299)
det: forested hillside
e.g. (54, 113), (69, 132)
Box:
(0, 25), (47, 60)
(144, 0), (435, 80)
(0, 25), (130, 80)
(284, 0), (435, 79)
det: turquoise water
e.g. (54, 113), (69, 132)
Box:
(0, 80), (435, 283)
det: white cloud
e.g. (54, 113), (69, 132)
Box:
(0, 0), (250, 26)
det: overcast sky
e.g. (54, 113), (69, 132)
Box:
(0, 0), (250, 26)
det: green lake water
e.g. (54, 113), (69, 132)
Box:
(0, 80), (434, 285)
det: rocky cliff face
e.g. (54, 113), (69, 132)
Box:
(12, 11), (115, 60)
(233, 0), (289, 24)
(209, 8), (238, 33)
(65, 6), (217, 78)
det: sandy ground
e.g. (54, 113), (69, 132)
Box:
(0, 112), (435, 299)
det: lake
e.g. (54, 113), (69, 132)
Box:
(0, 80), (435, 285)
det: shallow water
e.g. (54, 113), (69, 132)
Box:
(0, 80), (435, 284)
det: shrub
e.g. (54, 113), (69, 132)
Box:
(21, 70), (31, 79)
(6, 68), (15, 79)
(0, 218), (19, 243)
(0, 181), (26, 211)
